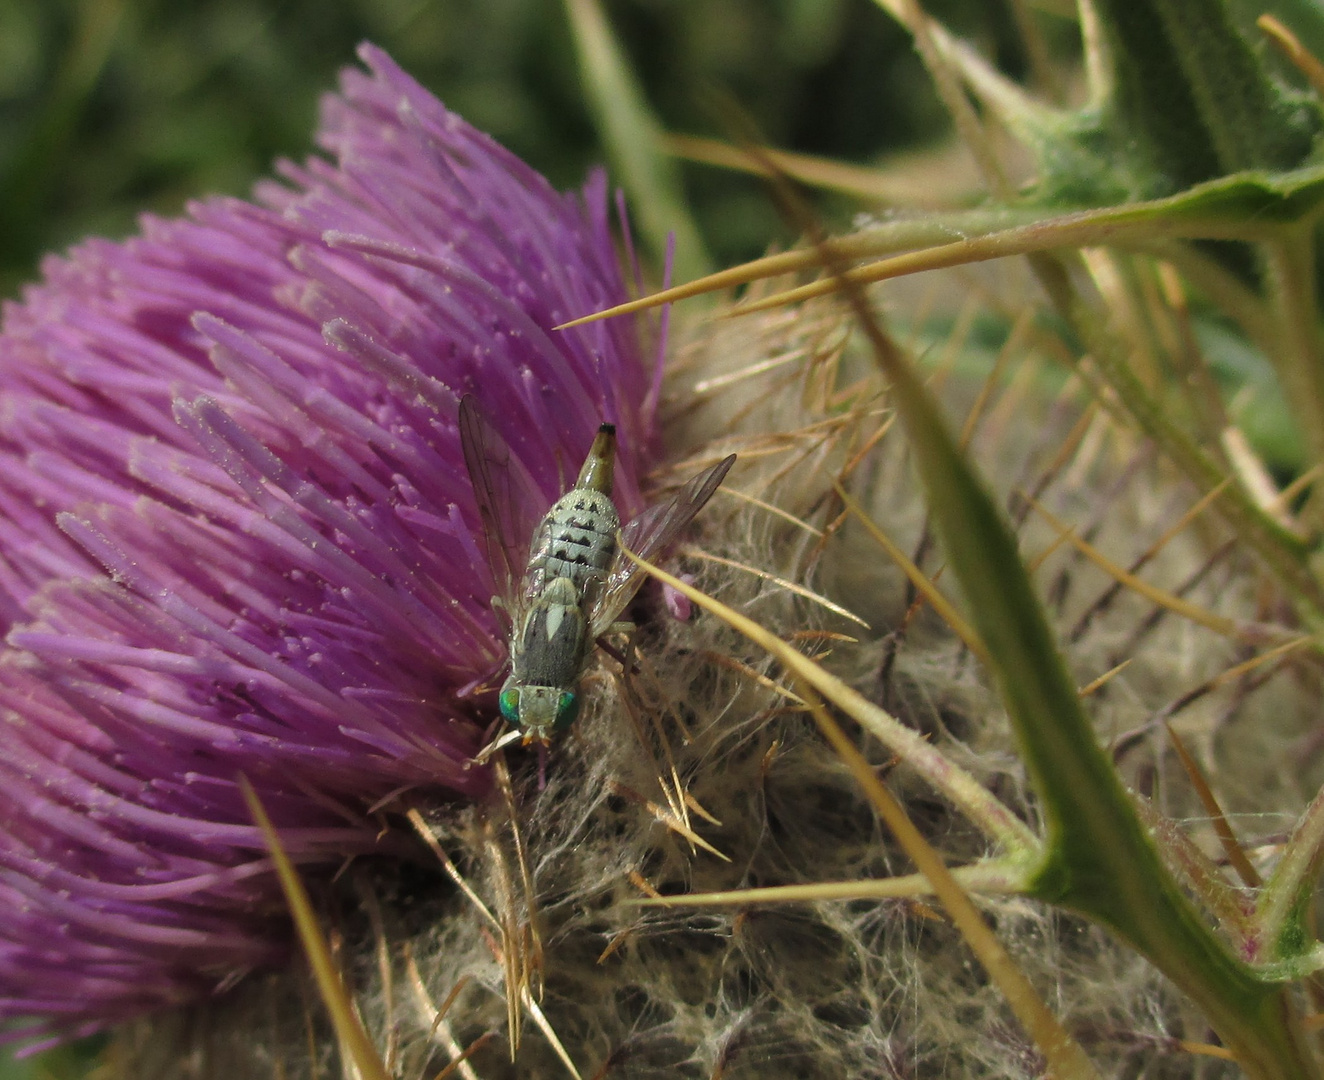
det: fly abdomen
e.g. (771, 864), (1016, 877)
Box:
(527, 487), (619, 594)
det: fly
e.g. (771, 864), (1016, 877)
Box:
(459, 395), (735, 742)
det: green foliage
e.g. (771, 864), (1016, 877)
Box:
(1095, 0), (1318, 192)
(0, 1036), (104, 1080)
(0, 0), (1025, 296)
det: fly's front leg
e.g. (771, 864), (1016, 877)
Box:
(472, 725), (522, 765)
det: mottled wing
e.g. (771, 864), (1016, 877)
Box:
(589, 454), (736, 637)
(458, 395), (547, 631)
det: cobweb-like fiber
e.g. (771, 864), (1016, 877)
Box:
(119, 274), (1315, 1080)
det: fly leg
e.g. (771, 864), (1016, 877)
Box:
(593, 620), (639, 678)
(472, 726), (522, 765)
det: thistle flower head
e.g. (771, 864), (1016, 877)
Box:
(0, 43), (651, 1040)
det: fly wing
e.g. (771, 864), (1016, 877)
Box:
(589, 453), (736, 638)
(458, 395), (548, 631)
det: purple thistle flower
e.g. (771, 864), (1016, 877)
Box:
(0, 43), (654, 1041)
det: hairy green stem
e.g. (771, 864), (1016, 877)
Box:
(1261, 236), (1324, 531)
(1259, 783), (1324, 958)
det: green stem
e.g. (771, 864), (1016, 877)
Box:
(1261, 236), (1324, 531)
(563, 0), (712, 282)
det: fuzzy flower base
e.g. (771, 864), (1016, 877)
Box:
(112, 277), (1313, 1079)
(0, 45), (654, 1041)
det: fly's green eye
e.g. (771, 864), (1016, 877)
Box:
(553, 690), (578, 731)
(499, 687), (520, 723)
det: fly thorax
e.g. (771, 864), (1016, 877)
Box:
(526, 488), (619, 596)
(510, 575), (589, 689)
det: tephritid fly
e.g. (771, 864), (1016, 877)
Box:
(459, 396), (735, 742)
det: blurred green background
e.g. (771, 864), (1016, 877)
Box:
(0, 0), (1053, 299)
(0, 0), (1047, 1074)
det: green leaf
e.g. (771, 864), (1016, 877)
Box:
(1089, 0), (1319, 192)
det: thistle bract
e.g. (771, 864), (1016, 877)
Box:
(0, 43), (651, 1041)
